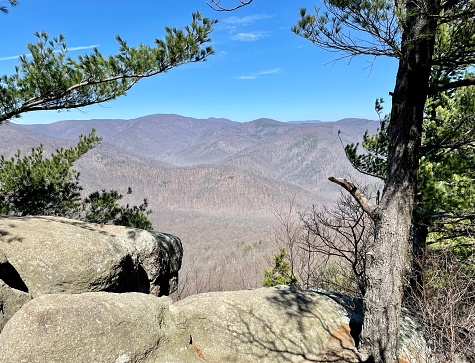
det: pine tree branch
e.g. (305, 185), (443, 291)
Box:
(328, 177), (378, 218)
(0, 12), (216, 123)
(292, 4), (402, 62)
(0, 0), (18, 14)
(428, 77), (475, 95)
(2, 62), (170, 122)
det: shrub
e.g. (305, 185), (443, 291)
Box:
(0, 129), (153, 229)
(263, 247), (297, 287)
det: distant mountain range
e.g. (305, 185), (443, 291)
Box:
(19, 114), (378, 190)
(287, 120), (322, 124)
(0, 114), (381, 292)
(1, 113), (381, 219)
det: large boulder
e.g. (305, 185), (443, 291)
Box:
(0, 251), (32, 331)
(168, 287), (429, 363)
(0, 281), (31, 332)
(0, 216), (182, 330)
(167, 286), (359, 363)
(134, 231), (183, 296)
(0, 286), (430, 363)
(330, 292), (429, 363)
(0, 292), (186, 363)
(0, 288), (356, 363)
(0, 216), (182, 297)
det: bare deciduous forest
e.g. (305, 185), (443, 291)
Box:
(1, 115), (380, 297)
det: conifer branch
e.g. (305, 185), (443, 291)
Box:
(0, 0), (18, 14)
(428, 77), (475, 95)
(0, 12), (216, 123)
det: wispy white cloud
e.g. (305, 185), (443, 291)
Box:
(67, 45), (99, 52)
(238, 68), (282, 80)
(0, 44), (99, 61)
(238, 75), (257, 80)
(219, 14), (275, 41)
(0, 55), (22, 61)
(223, 14), (275, 25)
(232, 32), (269, 42)
(257, 68), (282, 75)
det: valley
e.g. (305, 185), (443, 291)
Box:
(2, 114), (380, 297)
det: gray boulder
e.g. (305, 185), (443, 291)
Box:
(0, 286), (431, 363)
(0, 251), (32, 331)
(0, 287), (358, 363)
(170, 287), (429, 363)
(0, 281), (31, 332)
(0, 216), (182, 331)
(167, 286), (359, 363)
(0, 292), (183, 363)
(0, 216), (182, 297)
(320, 290), (429, 363)
(134, 231), (183, 296)
(94, 224), (183, 296)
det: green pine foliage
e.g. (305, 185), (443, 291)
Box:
(421, 84), (475, 219)
(345, 81), (475, 280)
(0, 0), (17, 14)
(0, 12), (216, 123)
(0, 129), (154, 230)
(0, 130), (100, 216)
(346, 82), (475, 239)
(0, 6), (217, 229)
(83, 188), (152, 230)
(263, 247), (297, 287)
(0, 7), (215, 228)
(344, 98), (388, 181)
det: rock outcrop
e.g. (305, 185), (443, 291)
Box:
(0, 280), (31, 332)
(0, 216), (433, 363)
(169, 286), (358, 363)
(0, 251), (32, 330)
(0, 286), (429, 363)
(0, 216), (182, 330)
(0, 292), (176, 363)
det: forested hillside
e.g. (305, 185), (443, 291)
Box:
(2, 114), (379, 295)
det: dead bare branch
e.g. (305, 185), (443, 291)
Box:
(328, 177), (378, 218)
(207, 0), (253, 11)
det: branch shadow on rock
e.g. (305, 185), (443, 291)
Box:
(224, 286), (365, 362)
(0, 219), (25, 243)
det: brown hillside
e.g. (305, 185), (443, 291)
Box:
(3, 115), (380, 296)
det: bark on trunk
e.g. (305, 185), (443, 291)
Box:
(359, 202), (412, 363)
(358, 2), (437, 361)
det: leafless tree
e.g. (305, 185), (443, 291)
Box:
(271, 195), (319, 289)
(272, 187), (376, 297)
(301, 189), (376, 297)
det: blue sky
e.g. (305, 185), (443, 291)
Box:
(2, 0), (398, 124)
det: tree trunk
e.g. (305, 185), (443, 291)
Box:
(358, 2), (437, 361)
(359, 202), (412, 362)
